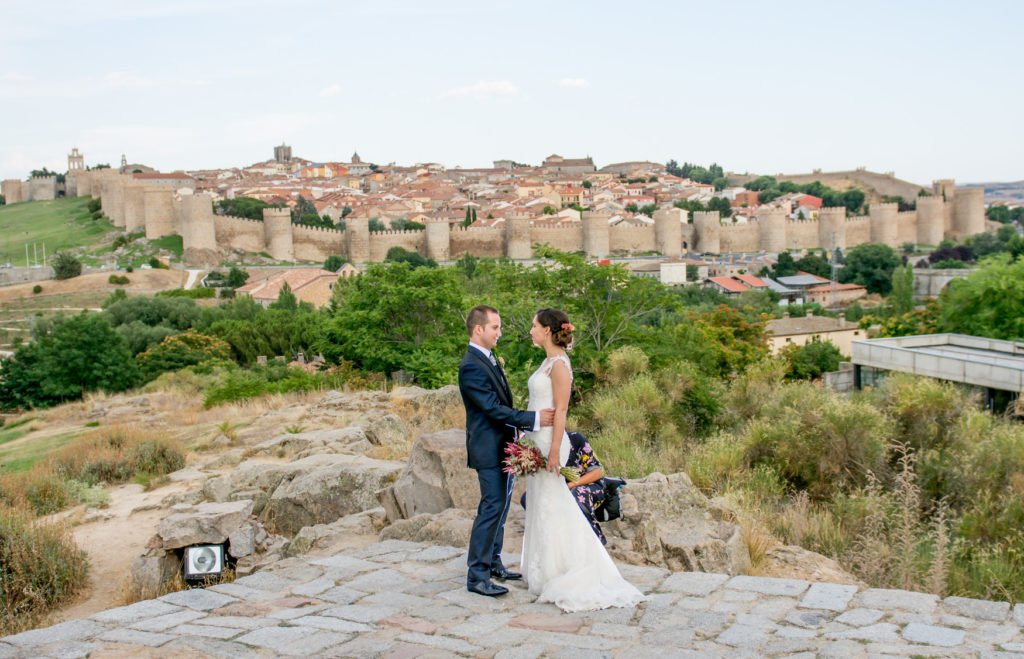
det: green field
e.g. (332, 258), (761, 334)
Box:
(0, 197), (114, 265)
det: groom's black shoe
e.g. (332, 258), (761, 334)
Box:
(491, 566), (522, 581)
(468, 580), (509, 597)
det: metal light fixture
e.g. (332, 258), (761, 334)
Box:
(183, 544), (225, 581)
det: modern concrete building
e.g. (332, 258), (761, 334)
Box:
(851, 333), (1024, 410)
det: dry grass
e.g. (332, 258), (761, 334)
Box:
(385, 393), (466, 461)
(0, 506), (89, 635)
(118, 567), (236, 606)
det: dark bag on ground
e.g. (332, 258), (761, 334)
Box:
(594, 476), (626, 523)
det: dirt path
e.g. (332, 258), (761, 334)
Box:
(51, 479), (195, 622)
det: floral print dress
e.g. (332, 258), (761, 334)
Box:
(565, 431), (607, 545)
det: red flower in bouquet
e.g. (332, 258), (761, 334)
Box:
(503, 436), (545, 476)
(503, 435), (584, 482)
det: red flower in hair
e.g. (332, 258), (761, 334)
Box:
(561, 323), (575, 331)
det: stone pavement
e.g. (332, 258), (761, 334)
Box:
(4, 540), (1024, 658)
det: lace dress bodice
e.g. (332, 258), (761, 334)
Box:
(526, 354), (572, 465)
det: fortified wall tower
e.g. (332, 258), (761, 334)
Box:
(916, 196), (946, 246)
(504, 214), (532, 260)
(425, 218), (451, 261)
(653, 207), (685, 259)
(345, 216), (370, 262)
(818, 207), (847, 251)
(869, 202), (899, 247)
(263, 207), (295, 261)
(952, 187), (985, 238)
(757, 206), (788, 252)
(582, 211), (610, 258)
(694, 211), (721, 254)
(178, 193), (218, 254)
(1, 180), (23, 204)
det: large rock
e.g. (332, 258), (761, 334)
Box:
(260, 454), (403, 536)
(390, 385), (461, 414)
(251, 427), (374, 459)
(157, 500), (255, 549)
(287, 508), (389, 556)
(604, 472), (751, 575)
(379, 429), (478, 522)
(129, 551), (180, 596)
(379, 508), (474, 548)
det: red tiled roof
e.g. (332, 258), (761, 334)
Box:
(734, 274), (768, 287)
(709, 277), (750, 293)
(133, 172), (193, 180)
(805, 282), (866, 292)
(236, 268), (338, 300)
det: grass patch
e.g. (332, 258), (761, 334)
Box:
(0, 431), (79, 473)
(0, 417), (35, 446)
(0, 425), (184, 515)
(0, 505), (89, 635)
(150, 234), (184, 259)
(0, 197), (112, 265)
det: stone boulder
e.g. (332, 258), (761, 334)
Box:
(379, 508), (474, 548)
(378, 429), (478, 522)
(156, 500), (255, 549)
(260, 454), (403, 536)
(251, 426), (374, 459)
(604, 472), (751, 575)
(390, 385), (461, 414)
(287, 508), (389, 556)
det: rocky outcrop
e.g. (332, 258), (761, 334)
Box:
(604, 472), (751, 575)
(379, 508), (475, 548)
(378, 429), (478, 522)
(156, 500), (255, 549)
(262, 454), (402, 535)
(287, 508), (389, 556)
(250, 427), (375, 459)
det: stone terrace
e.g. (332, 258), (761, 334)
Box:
(4, 540), (1024, 658)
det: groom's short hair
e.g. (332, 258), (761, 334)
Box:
(466, 305), (499, 336)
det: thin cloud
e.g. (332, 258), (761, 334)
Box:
(319, 83), (342, 98)
(559, 78), (590, 89)
(441, 80), (520, 99)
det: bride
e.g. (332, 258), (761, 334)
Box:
(520, 308), (645, 612)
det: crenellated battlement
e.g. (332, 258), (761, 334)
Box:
(293, 224), (345, 236)
(72, 166), (985, 264)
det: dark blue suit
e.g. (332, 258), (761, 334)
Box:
(458, 346), (536, 587)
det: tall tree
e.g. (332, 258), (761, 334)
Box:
(889, 263), (915, 315)
(839, 243), (901, 295)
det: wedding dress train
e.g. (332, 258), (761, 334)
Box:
(520, 354), (645, 612)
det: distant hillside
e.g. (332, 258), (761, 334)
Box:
(960, 181), (1024, 205)
(0, 197), (111, 266)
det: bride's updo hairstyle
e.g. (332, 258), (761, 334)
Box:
(536, 308), (574, 349)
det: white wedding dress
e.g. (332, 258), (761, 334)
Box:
(520, 354), (645, 612)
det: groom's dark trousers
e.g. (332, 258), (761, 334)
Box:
(458, 347), (536, 587)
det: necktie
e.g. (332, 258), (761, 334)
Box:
(489, 353), (498, 367)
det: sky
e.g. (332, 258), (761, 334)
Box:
(1, 0), (1021, 185)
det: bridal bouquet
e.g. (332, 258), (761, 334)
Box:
(503, 436), (581, 481)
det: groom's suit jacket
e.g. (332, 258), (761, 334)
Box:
(458, 348), (536, 470)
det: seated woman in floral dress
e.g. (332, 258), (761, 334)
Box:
(521, 430), (608, 545)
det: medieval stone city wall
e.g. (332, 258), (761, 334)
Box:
(292, 223), (344, 262)
(609, 224), (658, 253)
(68, 169), (988, 265)
(215, 215), (267, 254)
(1, 179), (23, 204)
(449, 226), (505, 259)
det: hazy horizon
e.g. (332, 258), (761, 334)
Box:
(2, 0), (1021, 185)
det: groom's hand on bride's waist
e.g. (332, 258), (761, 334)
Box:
(539, 408), (555, 427)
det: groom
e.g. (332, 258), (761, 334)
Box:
(459, 305), (553, 597)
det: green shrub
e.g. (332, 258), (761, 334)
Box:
(130, 440), (185, 476)
(31, 284), (42, 294)
(156, 288), (215, 298)
(740, 383), (891, 498)
(202, 363), (352, 407)
(0, 506), (89, 635)
(108, 274), (130, 285)
(135, 330), (233, 381)
(877, 373), (973, 453)
(24, 475), (73, 515)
